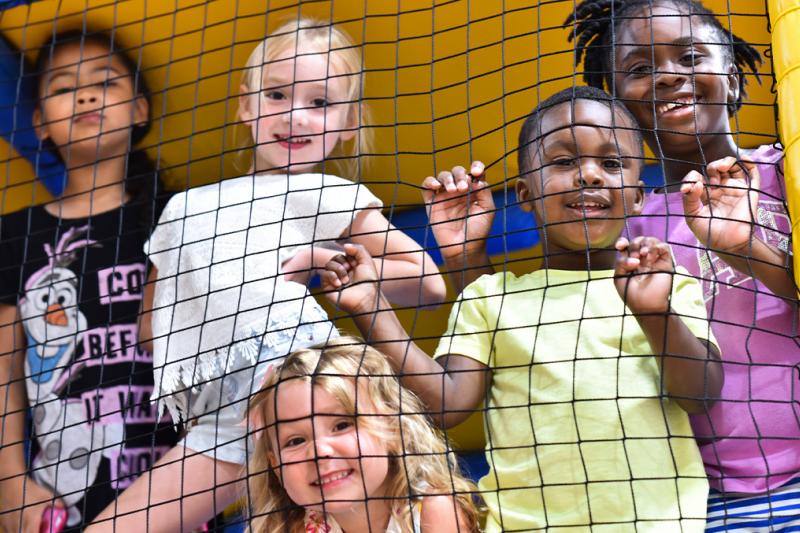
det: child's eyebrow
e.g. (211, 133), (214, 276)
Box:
(621, 36), (710, 61)
(47, 65), (127, 86)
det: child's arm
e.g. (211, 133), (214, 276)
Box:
(0, 304), (63, 533)
(615, 237), (723, 414)
(322, 244), (489, 429)
(137, 267), (157, 355)
(420, 495), (476, 532)
(681, 157), (796, 300)
(423, 161), (496, 293)
(347, 210), (447, 308)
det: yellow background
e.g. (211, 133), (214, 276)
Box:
(0, 0), (778, 449)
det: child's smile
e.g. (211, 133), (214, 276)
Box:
(516, 99), (644, 264)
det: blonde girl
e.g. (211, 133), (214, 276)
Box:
(88, 17), (445, 532)
(247, 337), (478, 533)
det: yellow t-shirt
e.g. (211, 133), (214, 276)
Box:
(434, 268), (715, 533)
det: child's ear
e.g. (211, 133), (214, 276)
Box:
(32, 108), (48, 141)
(726, 65), (740, 110)
(630, 180), (646, 216)
(515, 177), (535, 213)
(133, 95), (149, 130)
(238, 83), (256, 123)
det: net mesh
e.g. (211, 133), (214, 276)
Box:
(0, 1), (797, 532)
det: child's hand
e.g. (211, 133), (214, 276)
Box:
(681, 156), (760, 255)
(614, 237), (674, 314)
(422, 161), (495, 261)
(321, 243), (381, 314)
(281, 245), (342, 285)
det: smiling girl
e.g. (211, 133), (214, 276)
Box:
(564, 1), (800, 528)
(87, 17), (445, 532)
(247, 337), (477, 533)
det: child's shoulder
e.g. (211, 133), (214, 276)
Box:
(747, 143), (783, 165)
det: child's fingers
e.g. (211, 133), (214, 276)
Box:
(323, 256), (351, 285)
(451, 166), (470, 191)
(421, 176), (442, 205)
(706, 155), (737, 172)
(615, 237), (641, 273)
(342, 243), (373, 267)
(680, 170), (707, 212)
(437, 170), (458, 193)
(470, 160), (486, 180)
(737, 156), (760, 191)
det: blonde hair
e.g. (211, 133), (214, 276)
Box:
(246, 337), (478, 533)
(236, 17), (373, 178)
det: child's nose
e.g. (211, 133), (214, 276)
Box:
(282, 105), (309, 127)
(76, 90), (98, 106)
(313, 436), (335, 458)
(575, 160), (605, 187)
(655, 61), (690, 88)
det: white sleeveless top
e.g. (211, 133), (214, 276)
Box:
(144, 173), (382, 415)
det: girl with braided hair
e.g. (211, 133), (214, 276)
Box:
(561, 1), (799, 528)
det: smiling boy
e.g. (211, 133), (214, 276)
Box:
(322, 86), (722, 532)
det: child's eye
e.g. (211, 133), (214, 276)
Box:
(284, 436), (305, 448)
(311, 97), (329, 108)
(264, 90), (286, 101)
(604, 159), (623, 170)
(680, 51), (702, 65)
(332, 419), (354, 432)
(51, 86), (75, 96)
(628, 64), (653, 76)
(552, 158), (574, 167)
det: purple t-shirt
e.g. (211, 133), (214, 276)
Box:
(627, 144), (799, 494)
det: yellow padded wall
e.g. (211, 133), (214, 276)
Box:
(768, 0), (800, 292)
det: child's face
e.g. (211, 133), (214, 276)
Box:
(34, 41), (148, 162)
(611, 4), (737, 154)
(240, 47), (356, 174)
(517, 100), (644, 252)
(267, 379), (390, 514)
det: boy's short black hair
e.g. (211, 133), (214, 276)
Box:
(564, 0), (762, 115)
(517, 85), (644, 179)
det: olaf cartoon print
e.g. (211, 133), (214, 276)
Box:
(19, 226), (122, 525)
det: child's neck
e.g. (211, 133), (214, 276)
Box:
(657, 133), (740, 187)
(326, 499), (392, 533)
(46, 155), (130, 218)
(542, 246), (617, 271)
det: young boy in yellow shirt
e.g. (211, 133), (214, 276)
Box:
(322, 86), (722, 532)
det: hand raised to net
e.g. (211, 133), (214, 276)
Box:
(614, 237), (674, 315)
(681, 156), (760, 255)
(422, 161), (495, 261)
(321, 243), (382, 315)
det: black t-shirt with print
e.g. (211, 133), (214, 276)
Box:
(0, 201), (178, 528)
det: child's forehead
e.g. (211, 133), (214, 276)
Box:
(614, 4), (720, 46)
(269, 377), (355, 423)
(46, 41), (127, 77)
(258, 55), (352, 94)
(538, 100), (636, 144)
